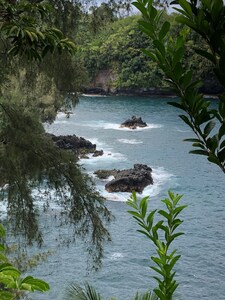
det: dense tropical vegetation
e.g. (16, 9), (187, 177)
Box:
(75, 9), (221, 94)
(1, 0), (225, 298)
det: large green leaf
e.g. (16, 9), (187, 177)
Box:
(172, 47), (185, 68)
(132, 2), (148, 17)
(0, 291), (14, 300)
(195, 49), (216, 64)
(159, 21), (170, 40)
(20, 276), (50, 292)
(0, 263), (20, 278)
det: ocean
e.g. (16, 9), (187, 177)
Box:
(30, 95), (225, 300)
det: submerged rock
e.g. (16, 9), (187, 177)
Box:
(120, 116), (147, 129)
(94, 169), (118, 179)
(95, 164), (153, 193)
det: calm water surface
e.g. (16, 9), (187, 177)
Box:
(30, 96), (225, 300)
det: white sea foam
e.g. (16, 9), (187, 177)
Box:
(87, 138), (105, 147)
(142, 167), (174, 198)
(104, 123), (162, 131)
(176, 128), (190, 133)
(81, 94), (108, 97)
(56, 112), (69, 118)
(0, 201), (8, 217)
(82, 121), (162, 131)
(117, 139), (143, 144)
(79, 150), (127, 165)
(110, 252), (124, 260)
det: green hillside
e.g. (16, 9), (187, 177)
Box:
(77, 13), (222, 94)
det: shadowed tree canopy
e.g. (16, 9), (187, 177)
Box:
(0, 0), (112, 270)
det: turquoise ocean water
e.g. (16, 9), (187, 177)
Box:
(31, 96), (225, 300)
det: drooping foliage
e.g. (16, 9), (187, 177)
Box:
(0, 0), (112, 269)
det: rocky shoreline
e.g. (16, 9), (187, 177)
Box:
(49, 121), (153, 194)
(48, 133), (104, 158)
(81, 87), (221, 98)
(82, 87), (175, 97)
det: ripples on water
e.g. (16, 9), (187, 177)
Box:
(30, 96), (225, 300)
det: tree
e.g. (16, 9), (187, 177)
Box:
(133, 0), (225, 174)
(0, 0), (111, 269)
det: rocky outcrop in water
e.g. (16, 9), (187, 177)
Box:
(48, 133), (104, 157)
(95, 164), (153, 193)
(120, 116), (147, 129)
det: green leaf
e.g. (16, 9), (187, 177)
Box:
(189, 149), (208, 156)
(132, 2), (148, 17)
(169, 232), (184, 243)
(147, 209), (157, 229)
(202, 0), (211, 9)
(141, 49), (157, 62)
(207, 154), (221, 165)
(0, 224), (6, 238)
(127, 210), (142, 219)
(218, 147), (225, 162)
(169, 255), (181, 270)
(181, 70), (192, 88)
(219, 123), (225, 140)
(154, 288), (165, 300)
(20, 276), (50, 292)
(140, 196), (149, 218)
(159, 21), (170, 40)
(150, 266), (164, 277)
(167, 101), (184, 110)
(150, 5), (157, 20)
(173, 205), (187, 218)
(204, 121), (216, 136)
(0, 263), (20, 278)
(179, 115), (193, 128)
(173, 62), (183, 81)
(195, 49), (216, 64)
(179, 0), (193, 16)
(153, 40), (165, 56)
(175, 15), (196, 29)
(183, 138), (203, 143)
(161, 198), (172, 210)
(172, 47), (185, 68)
(206, 134), (219, 152)
(151, 256), (163, 267)
(137, 229), (152, 240)
(0, 291), (14, 300)
(158, 210), (171, 221)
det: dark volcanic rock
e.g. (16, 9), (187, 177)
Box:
(92, 150), (104, 157)
(48, 133), (96, 154)
(95, 164), (153, 193)
(120, 116), (147, 129)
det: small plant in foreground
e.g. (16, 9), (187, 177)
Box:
(0, 223), (49, 300)
(127, 191), (187, 300)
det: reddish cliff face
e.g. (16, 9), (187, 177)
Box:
(91, 69), (118, 92)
